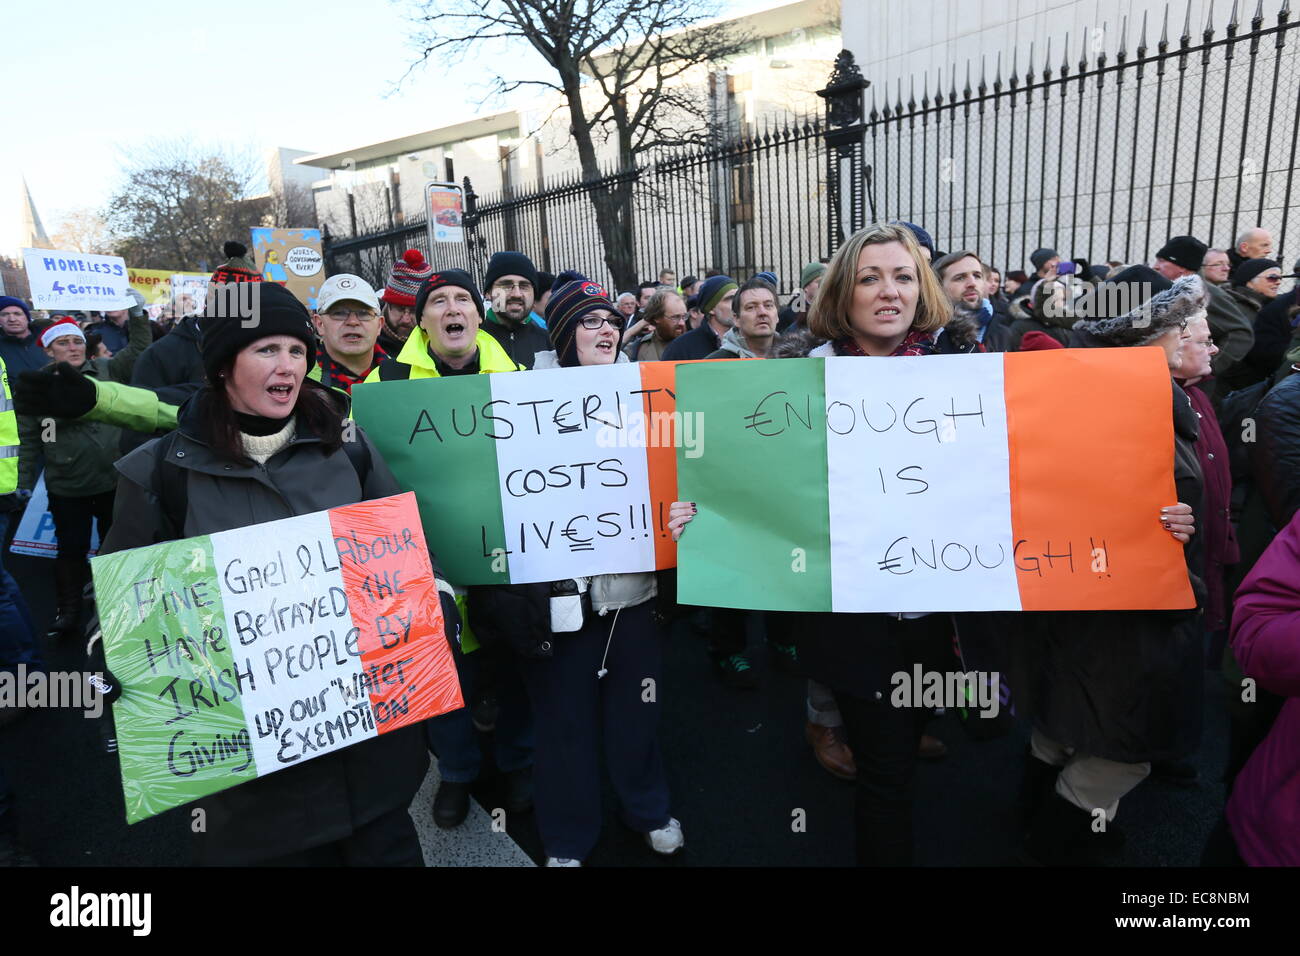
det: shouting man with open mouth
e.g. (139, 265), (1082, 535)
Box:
(366, 269), (524, 382)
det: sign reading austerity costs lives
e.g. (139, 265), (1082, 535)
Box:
(91, 494), (462, 823)
(351, 362), (688, 584)
(674, 349), (1196, 613)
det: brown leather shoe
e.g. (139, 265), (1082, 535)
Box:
(918, 733), (948, 759)
(805, 721), (856, 780)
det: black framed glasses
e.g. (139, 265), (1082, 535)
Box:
(580, 313), (624, 331)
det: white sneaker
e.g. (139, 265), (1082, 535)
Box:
(645, 817), (684, 855)
(546, 857), (582, 867)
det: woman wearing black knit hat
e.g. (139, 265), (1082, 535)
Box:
(97, 279), (457, 866)
(515, 271), (682, 866)
(1224, 258), (1285, 388)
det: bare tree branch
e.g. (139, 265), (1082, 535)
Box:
(401, 0), (750, 290)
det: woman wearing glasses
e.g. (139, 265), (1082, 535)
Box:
(489, 271), (681, 866)
(1223, 258), (1287, 388)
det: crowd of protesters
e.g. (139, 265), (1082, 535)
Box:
(2, 218), (1299, 869)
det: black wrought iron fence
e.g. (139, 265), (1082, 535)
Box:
(866, 0), (1300, 273)
(325, 1), (1299, 298)
(462, 118), (829, 296)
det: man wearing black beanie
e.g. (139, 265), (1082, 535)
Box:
(481, 251), (550, 369)
(1152, 236), (1253, 387)
(367, 268), (524, 380)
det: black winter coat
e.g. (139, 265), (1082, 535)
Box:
(100, 384), (432, 864)
(480, 314), (550, 370)
(130, 314), (205, 392)
(1248, 370), (1300, 530)
(1219, 286), (1281, 391)
(661, 321), (723, 361)
(1006, 297), (1073, 350)
(1013, 376), (1206, 763)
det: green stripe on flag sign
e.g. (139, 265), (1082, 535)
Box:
(674, 357), (833, 612)
(351, 376), (510, 584)
(91, 536), (254, 824)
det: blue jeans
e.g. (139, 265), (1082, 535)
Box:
(424, 638), (533, 783)
(0, 510), (42, 674)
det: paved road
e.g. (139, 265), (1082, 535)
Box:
(1, 546), (1229, 867)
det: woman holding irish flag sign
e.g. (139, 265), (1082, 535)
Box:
(97, 281), (458, 866)
(490, 270), (682, 867)
(669, 223), (1198, 867)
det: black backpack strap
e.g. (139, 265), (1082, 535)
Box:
(150, 433), (189, 538)
(375, 359), (412, 381)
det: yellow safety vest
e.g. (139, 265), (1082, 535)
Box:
(0, 358), (18, 495)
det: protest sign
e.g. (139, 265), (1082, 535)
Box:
(351, 362), (687, 584)
(675, 348), (1195, 613)
(8, 473), (99, 558)
(128, 268), (175, 319)
(127, 268), (173, 304)
(425, 181), (465, 245)
(169, 272), (209, 317)
(250, 227), (324, 309)
(92, 493), (461, 824)
(22, 248), (128, 311)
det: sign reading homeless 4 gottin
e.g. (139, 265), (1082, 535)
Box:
(23, 247), (129, 311)
(91, 493), (462, 824)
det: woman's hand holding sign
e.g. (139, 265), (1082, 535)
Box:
(1161, 503), (1195, 544)
(668, 501), (697, 542)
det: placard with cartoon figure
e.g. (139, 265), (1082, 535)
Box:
(250, 228), (324, 310)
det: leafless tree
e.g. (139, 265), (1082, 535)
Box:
(104, 140), (264, 271)
(267, 181), (320, 229)
(405, 0), (748, 291)
(50, 208), (114, 255)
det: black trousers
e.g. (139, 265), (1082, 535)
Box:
(47, 490), (114, 561)
(710, 609), (798, 658)
(835, 690), (929, 866)
(824, 615), (951, 866)
(522, 601), (671, 861)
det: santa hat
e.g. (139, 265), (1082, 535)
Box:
(382, 249), (434, 307)
(40, 318), (86, 348)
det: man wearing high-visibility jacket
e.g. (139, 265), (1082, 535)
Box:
(1, 353), (43, 864)
(0, 355), (40, 674)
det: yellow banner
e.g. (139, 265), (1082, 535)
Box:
(127, 268), (175, 305)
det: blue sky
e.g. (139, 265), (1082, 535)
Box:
(2, 0), (775, 255)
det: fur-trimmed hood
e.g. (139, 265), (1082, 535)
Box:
(1071, 274), (1209, 347)
(773, 327), (825, 359)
